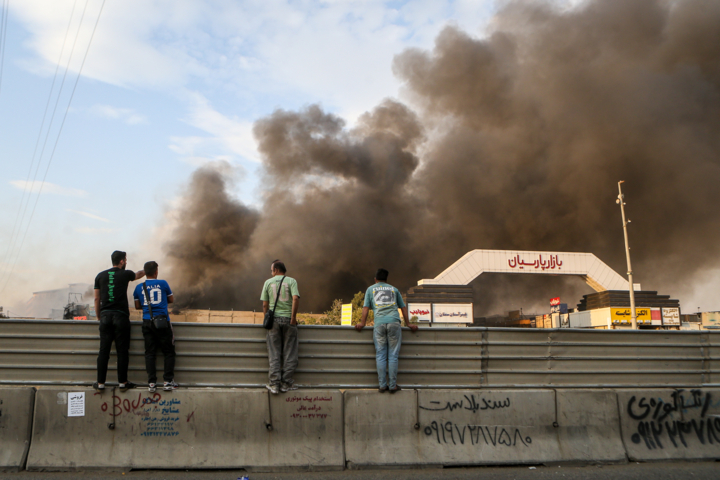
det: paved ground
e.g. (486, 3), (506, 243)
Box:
(2, 462), (719, 480)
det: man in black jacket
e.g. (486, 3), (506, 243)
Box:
(93, 250), (145, 392)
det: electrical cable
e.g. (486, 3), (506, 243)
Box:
(2, 0), (89, 275)
(0, 0), (106, 294)
(0, 0), (9, 96)
(1, 0), (78, 272)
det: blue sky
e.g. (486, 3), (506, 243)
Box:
(0, 0), (497, 311)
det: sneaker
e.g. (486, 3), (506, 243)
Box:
(389, 386), (401, 394)
(266, 383), (280, 395)
(92, 382), (105, 392)
(280, 383), (298, 393)
(119, 382), (137, 392)
(378, 386), (389, 393)
(148, 383), (157, 393)
(163, 380), (178, 391)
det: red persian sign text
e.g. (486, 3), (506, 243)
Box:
(550, 297), (561, 306)
(508, 254), (562, 271)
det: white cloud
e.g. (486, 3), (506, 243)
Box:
(66, 209), (109, 222)
(10, 180), (87, 197)
(10, 0), (496, 167)
(88, 104), (147, 125)
(169, 93), (259, 163)
(10, 1), (495, 102)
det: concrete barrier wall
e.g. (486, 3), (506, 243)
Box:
(13, 386), (720, 470)
(27, 387), (343, 471)
(345, 389), (563, 466)
(555, 390), (625, 462)
(617, 388), (720, 461)
(0, 387), (35, 471)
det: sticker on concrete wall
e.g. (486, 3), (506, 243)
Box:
(68, 392), (85, 417)
(56, 392), (67, 405)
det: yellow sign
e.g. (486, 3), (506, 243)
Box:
(341, 304), (352, 326)
(611, 308), (652, 324)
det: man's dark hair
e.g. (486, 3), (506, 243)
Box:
(271, 259), (287, 274)
(111, 250), (126, 266)
(375, 268), (389, 282)
(144, 261), (158, 277)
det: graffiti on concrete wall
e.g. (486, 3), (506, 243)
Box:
(420, 394), (511, 413)
(95, 392), (184, 437)
(287, 394), (332, 420)
(140, 398), (181, 437)
(423, 421), (532, 447)
(627, 389), (720, 449)
(420, 394), (532, 447)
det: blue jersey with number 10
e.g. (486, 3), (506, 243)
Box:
(133, 279), (173, 320)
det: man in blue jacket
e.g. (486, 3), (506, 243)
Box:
(133, 261), (177, 392)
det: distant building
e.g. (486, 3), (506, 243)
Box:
(22, 283), (92, 319)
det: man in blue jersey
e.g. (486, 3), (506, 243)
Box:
(355, 268), (418, 393)
(133, 261), (177, 392)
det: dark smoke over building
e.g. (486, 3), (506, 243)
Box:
(164, 0), (720, 315)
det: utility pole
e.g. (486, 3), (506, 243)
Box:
(616, 181), (637, 329)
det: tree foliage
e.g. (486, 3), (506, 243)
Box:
(296, 291), (374, 326)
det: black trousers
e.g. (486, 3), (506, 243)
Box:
(97, 311), (131, 384)
(142, 321), (176, 384)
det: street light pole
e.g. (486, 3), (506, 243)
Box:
(617, 181), (637, 329)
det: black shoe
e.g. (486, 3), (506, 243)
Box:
(389, 386), (401, 394)
(93, 382), (105, 392)
(378, 386), (389, 393)
(119, 382), (137, 392)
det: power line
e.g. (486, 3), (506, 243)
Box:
(0, 0), (106, 294)
(0, 0), (9, 96)
(3, 0), (92, 276)
(0, 0), (93, 290)
(1, 0), (79, 272)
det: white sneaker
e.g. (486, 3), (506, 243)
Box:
(163, 380), (178, 391)
(148, 383), (157, 393)
(266, 384), (280, 395)
(280, 383), (298, 392)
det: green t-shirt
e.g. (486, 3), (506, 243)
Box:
(363, 282), (405, 326)
(260, 276), (300, 318)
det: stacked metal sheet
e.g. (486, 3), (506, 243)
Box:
(405, 284), (474, 304)
(576, 290), (680, 311)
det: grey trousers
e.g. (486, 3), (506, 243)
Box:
(266, 317), (298, 386)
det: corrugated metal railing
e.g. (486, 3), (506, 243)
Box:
(0, 319), (717, 388)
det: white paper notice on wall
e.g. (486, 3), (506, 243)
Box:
(68, 392), (85, 417)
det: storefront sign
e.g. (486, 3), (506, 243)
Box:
(611, 307), (651, 324)
(341, 304), (352, 326)
(408, 303), (432, 322)
(662, 307), (680, 326)
(702, 311), (720, 329)
(432, 303), (473, 323)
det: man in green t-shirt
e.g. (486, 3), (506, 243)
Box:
(260, 260), (301, 394)
(355, 268), (418, 393)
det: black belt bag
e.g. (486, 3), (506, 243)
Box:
(142, 282), (169, 329)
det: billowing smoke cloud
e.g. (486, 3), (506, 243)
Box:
(165, 0), (720, 315)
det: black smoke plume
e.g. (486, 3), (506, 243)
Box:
(165, 0), (720, 314)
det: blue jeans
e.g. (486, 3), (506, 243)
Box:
(373, 323), (402, 388)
